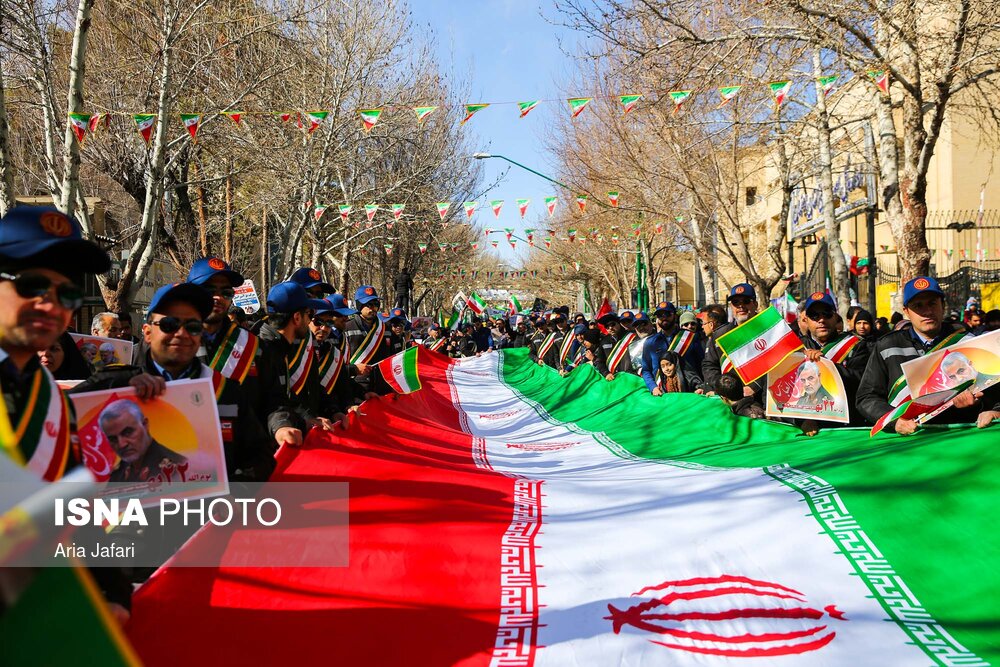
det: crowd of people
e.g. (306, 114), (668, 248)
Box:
(2, 203), (999, 622)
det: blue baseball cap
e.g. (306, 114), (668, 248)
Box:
(0, 205), (110, 277)
(387, 307), (409, 324)
(728, 283), (757, 302)
(597, 311), (620, 325)
(354, 284), (380, 305)
(147, 282), (213, 319)
(653, 301), (676, 316)
(325, 293), (357, 317)
(804, 291), (837, 313)
(619, 310), (635, 325)
(289, 267), (335, 293)
(903, 276), (945, 306)
(633, 311), (651, 323)
(572, 323), (587, 334)
(187, 256), (243, 287)
(266, 281), (328, 314)
(429, 323), (441, 332)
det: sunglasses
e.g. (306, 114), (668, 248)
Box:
(364, 300), (381, 308)
(150, 317), (204, 336)
(311, 317), (334, 328)
(808, 309), (836, 321)
(0, 271), (84, 310)
(205, 285), (235, 299)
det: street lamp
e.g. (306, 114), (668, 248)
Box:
(471, 153), (571, 190)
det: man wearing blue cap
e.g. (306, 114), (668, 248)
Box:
(702, 283), (763, 401)
(74, 282), (287, 480)
(0, 206), (110, 478)
(800, 292), (872, 424)
(310, 295), (369, 416)
(258, 281), (337, 438)
(857, 276), (1000, 433)
(344, 285), (390, 393)
(528, 315), (552, 365)
(289, 267), (336, 299)
(640, 301), (704, 395)
(599, 312), (635, 380)
(382, 308), (411, 357)
(422, 323), (449, 353)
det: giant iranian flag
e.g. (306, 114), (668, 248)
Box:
(126, 348), (998, 666)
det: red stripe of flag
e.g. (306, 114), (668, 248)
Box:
(733, 329), (803, 384)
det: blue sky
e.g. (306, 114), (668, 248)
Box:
(410, 0), (581, 268)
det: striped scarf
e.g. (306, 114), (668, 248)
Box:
(317, 337), (347, 394)
(2, 364), (72, 481)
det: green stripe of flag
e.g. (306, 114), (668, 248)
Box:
(716, 306), (783, 351)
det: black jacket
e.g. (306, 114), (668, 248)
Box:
(856, 323), (1000, 426)
(703, 322), (765, 399)
(258, 323), (339, 426)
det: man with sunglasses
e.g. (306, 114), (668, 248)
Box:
(259, 281), (339, 435)
(187, 257), (300, 449)
(793, 292), (872, 432)
(0, 205), (133, 618)
(310, 295), (368, 417)
(701, 284), (765, 403)
(74, 282), (283, 480)
(344, 285), (390, 394)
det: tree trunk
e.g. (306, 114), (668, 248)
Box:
(339, 225), (352, 294)
(58, 0), (95, 217)
(224, 170), (233, 262)
(813, 50), (851, 314)
(0, 68), (15, 216)
(260, 207), (269, 295)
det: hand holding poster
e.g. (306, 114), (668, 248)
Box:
(68, 377), (228, 505)
(765, 352), (850, 423)
(69, 333), (133, 372)
(901, 329), (1000, 398)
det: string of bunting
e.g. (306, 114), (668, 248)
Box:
(63, 71), (889, 144)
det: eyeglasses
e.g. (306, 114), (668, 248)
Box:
(0, 271), (84, 310)
(150, 317), (204, 336)
(311, 317), (334, 328)
(205, 285), (235, 299)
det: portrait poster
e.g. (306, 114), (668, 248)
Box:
(69, 333), (134, 372)
(68, 377), (228, 505)
(765, 353), (850, 423)
(901, 329), (1000, 399)
(233, 278), (261, 314)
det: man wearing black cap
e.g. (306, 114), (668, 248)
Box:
(546, 311), (572, 370)
(640, 301), (704, 395)
(796, 292), (872, 431)
(257, 281), (342, 435)
(74, 282), (284, 480)
(599, 312), (635, 380)
(857, 276), (1000, 433)
(702, 284), (763, 401)
(311, 295), (369, 416)
(423, 324), (449, 352)
(529, 315), (552, 365)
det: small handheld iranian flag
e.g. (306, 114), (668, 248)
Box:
(413, 106), (437, 123)
(463, 201), (477, 219)
(769, 80), (792, 107)
(718, 86), (742, 107)
(133, 114), (156, 144)
(576, 195), (587, 213)
(516, 198), (530, 218)
(716, 306), (803, 383)
(358, 109), (382, 132)
(461, 104), (489, 125)
(567, 97), (591, 117)
(818, 74), (839, 97)
(364, 204), (378, 222)
(391, 203), (405, 220)
(619, 94), (642, 114)
(668, 90), (692, 114)
(376, 347), (422, 394)
(490, 200), (504, 218)
(68, 113), (93, 144)
(518, 101), (539, 118)
(467, 292), (487, 315)
(544, 196), (557, 217)
(870, 380), (974, 436)
(436, 202), (451, 220)
(180, 113), (201, 141)
(508, 294), (522, 315)
(607, 191), (620, 207)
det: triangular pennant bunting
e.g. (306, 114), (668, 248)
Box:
(768, 81), (792, 107)
(133, 114), (156, 144)
(358, 109), (383, 132)
(517, 101), (540, 118)
(516, 198), (530, 218)
(180, 113), (201, 141)
(544, 196), (557, 217)
(668, 90), (692, 114)
(413, 106), (437, 123)
(567, 97), (592, 118)
(619, 94), (642, 114)
(461, 104), (489, 125)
